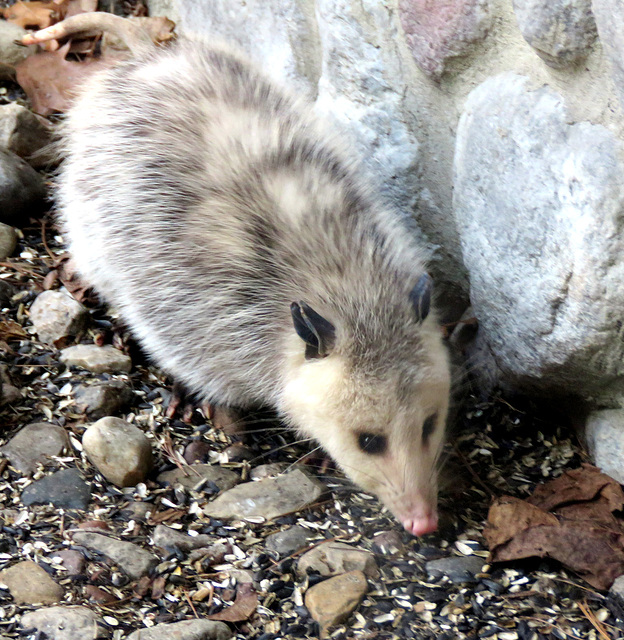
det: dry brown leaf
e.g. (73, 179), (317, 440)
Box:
(207, 582), (258, 622)
(0, 319), (27, 341)
(485, 465), (624, 590)
(15, 41), (114, 115)
(2, 0), (66, 29)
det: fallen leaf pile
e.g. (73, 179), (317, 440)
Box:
(484, 464), (624, 590)
(2, 2), (175, 115)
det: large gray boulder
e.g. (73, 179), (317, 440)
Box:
(454, 73), (624, 401)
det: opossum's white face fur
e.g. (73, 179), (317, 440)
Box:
(280, 299), (450, 537)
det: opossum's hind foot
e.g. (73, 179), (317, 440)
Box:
(165, 381), (205, 424)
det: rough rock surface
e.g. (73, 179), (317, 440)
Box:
(0, 421), (69, 475)
(512, 0), (597, 68)
(265, 524), (315, 556)
(304, 570), (368, 636)
(0, 21), (35, 69)
(20, 606), (106, 640)
(585, 409), (624, 484)
(126, 619), (232, 640)
(0, 103), (52, 167)
(21, 467), (91, 509)
(82, 417), (153, 487)
(73, 380), (135, 418)
(0, 148), (46, 224)
(0, 222), (16, 259)
(59, 344), (132, 373)
(454, 73), (624, 398)
(51, 549), (86, 576)
(399, 0), (491, 78)
(0, 560), (64, 604)
(593, 0), (624, 107)
(157, 463), (240, 492)
(71, 531), (158, 580)
(203, 468), (324, 521)
(296, 540), (379, 578)
(29, 290), (89, 345)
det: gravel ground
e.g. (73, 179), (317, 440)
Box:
(0, 220), (623, 640)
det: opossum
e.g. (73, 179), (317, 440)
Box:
(30, 14), (451, 536)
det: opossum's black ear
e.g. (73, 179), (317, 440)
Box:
(290, 301), (336, 359)
(409, 273), (432, 322)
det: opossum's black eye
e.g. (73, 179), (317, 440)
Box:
(357, 432), (387, 455)
(409, 273), (432, 322)
(422, 413), (437, 447)
(290, 301), (336, 359)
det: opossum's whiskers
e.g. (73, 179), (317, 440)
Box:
(284, 444), (324, 473)
(247, 437), (316, 464)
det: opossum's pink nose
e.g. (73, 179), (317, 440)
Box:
(402, 512), (438, 536)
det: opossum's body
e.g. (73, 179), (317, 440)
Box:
(58, 36), (450, 535)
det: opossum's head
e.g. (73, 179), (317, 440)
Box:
(281, 274), (450, 536)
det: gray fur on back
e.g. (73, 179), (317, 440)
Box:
(57, 38), (434, 411)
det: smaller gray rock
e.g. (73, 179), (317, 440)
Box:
(30, 290), (89, 345)
(188, 542), (230, 565)
(51, 549), (86, 576)
(126, 619), (231, 640)
(513, 0), (597, 68)
(0, 560), (64, 604)
(223, 443), (255, 462)
(266, 525), (315, 557)
(60, 344), (132, 374)
(21, 468), (91, 510)
(371, 530), (406, 555)
(73, 380), (134, 418)
(585, 409), (624, 484)
(0, 421), (69, 475)
(0, 222), (16, 259)
(426, 555), (485, 583)
(203, 468), (325, 521)
(157, 464), (239, 493)
(0, 148), (46, 225)
(296, 541), (379, 579)
(0, 279), (14, 308)
(82, 417), (153, 487)
(21, 606), (107, 640)
(0, 103), (52, 167)
(152, 525), (213, 552)
(71, 531), (158, 580)
(0, 21), (35, 68)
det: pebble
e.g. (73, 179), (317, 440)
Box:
(0, 421), (69, 475)
(297, 540), (379, 579)
(585, 409), (624, 484)
(126, 619), (232, 640)
(250, 462), (288, 480)
(82, 416), (153, 487)
(0, 560), (64, 604)
(183, 440), (213, 463)
(29, 290), (89, 345)
(152, 524), (214, 552)
(157, 463), (239, 492)
(0, 222), (16, 259)
(265, 525), (315, 557)
(0, 383), (21, 405)
(512, 0), (597, 68)
(0, 148), (46, 225)
(20, 606), (105, 640)
(51, 549), (86, 576)
(71, 531), (158, 580)
(0, 103), (52, 167)
(371, 530), (405, 555)
(73, 380), (135, 418)
(203, 468), (324, 521)
(223, 443), (255, 462)
(60, 344), (132, 374)
(425, 555), (485, 584)
(0, 279), (13, 308)
(0, 21), (35, 68)
(610, 574), (624, 601)
(122, 501), (153, 520)
(21, 468), (91, 510)
(304, 570), (368, 637)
